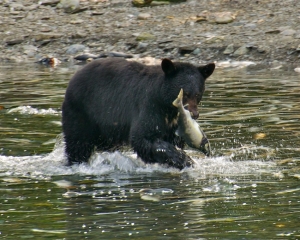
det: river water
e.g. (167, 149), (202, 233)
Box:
(0, 61), (299, 239)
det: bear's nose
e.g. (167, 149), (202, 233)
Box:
(190, 110), (199, 119)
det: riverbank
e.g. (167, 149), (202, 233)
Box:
(1, 0), (300, 66)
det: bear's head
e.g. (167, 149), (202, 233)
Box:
(161, 58), (215, 119)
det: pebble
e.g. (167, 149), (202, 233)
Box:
(137, 13), (151, 20)
(57, 0), (80, 13)
(265, 29), (280, 34)
(34, 33), (63, 41)
(205, 36), (225, 44)
(136, 32), (156, 41)
(40, 0), (60, 6)
(244, 23), (257, 29)
(206, 12), (236, 24)
(6, 38), (24, 46)
(132, 0), (152, 7)
(178, 46), (196, 55)
(151, 1), (170, 6)
(136, 42), (148, 52)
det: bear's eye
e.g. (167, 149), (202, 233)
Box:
(184, 92), (190, 97)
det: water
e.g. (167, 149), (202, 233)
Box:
(0, 62), (299, 239)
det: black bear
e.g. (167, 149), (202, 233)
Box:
(62, 58), (215, 170)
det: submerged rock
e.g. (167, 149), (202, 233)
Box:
(66, 44), (86, 54)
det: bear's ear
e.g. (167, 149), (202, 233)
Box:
(198, 63), (215, 79)
(161, 58), (176, 76)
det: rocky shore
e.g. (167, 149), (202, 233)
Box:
(1, 0), (300, 66)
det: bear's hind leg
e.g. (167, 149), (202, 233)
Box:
(64, 136), (96, 165)
(62, 105), (98, 165)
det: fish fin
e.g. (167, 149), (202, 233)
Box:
(172, 88), (183, 107)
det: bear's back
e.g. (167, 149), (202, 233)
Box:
(80, 58), (162, 100)
(64, 58), (165, 132)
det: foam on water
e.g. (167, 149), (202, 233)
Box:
(7, 106), (61, 115)
(0, 135), (277, 179)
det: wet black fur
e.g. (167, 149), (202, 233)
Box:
(62, 58), (215, 169)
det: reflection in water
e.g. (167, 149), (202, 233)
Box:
(0, 63), (299, 239)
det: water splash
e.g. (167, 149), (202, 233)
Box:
(0, 134), (278, 179)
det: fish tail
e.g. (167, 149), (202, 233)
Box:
(199, 137), (211, 157)
(172, 88), (183, 107)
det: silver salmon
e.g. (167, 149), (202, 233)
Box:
(172, 89), (211, 156)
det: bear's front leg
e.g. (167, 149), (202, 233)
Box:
(151, 139), (193, 170)
(130, 113), (194, 169)
(130, 122), (193, 169)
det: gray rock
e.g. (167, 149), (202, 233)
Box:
(23, 45), (38, 50)
(24, 50), (37, 58)
(233, 45), (249, 56)
(66, 44), (86, 54)
(223, 44), (234, 54)
(257, 45), (270, 54)
(137, 42), (148, 52)
(192, 48), (201, 55)
(178, 46), (196, 55)
(280, 29), (296, 36)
